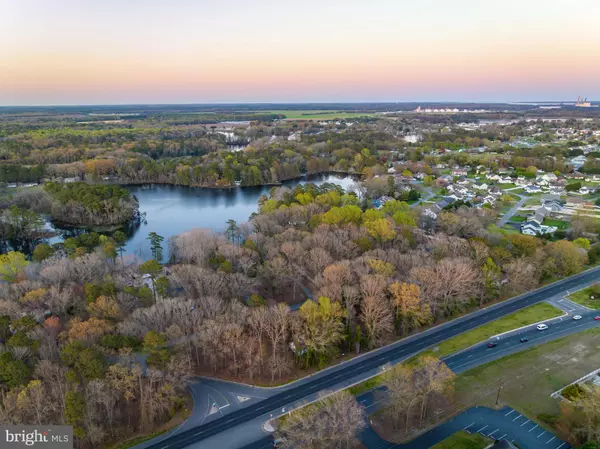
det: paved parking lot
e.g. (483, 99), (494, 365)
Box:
(461, 407), (570, 449)
(359, 406), (571, 449)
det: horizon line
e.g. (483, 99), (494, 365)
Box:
(0, 100), (596, 108)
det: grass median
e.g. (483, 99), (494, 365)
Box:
(425, 302), (563, 358)
(568, 287), (600, 309)
(350, 302), (562, 396)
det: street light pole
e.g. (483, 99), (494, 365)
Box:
(496, 384), (503, 406)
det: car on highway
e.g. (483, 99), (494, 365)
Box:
(573, 315), (582, 320)
(537, 323), (548, 331)
(487, 337), (500, 347)
(595, 316), (600, 321)
(520, 337), (529, 343)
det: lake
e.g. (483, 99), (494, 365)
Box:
(51, 174), (356, 260)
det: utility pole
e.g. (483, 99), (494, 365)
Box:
(495, 384), (503, 406)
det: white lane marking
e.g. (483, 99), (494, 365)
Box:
(547, 436), (556, 443)
(476, 425), (488, 433)
(556, 443), (566, 449)
(529, 424), (539, 432)
(512, 414), (522, 421)
(488, 429), (499, 437)
(218, 403), (230, 410)
(538, 430), (547, 438)
(505, 410), (515, 416)
(463, 422), (475, 430)
(498, 434), (507, 440)
(520, 419), (530, 426)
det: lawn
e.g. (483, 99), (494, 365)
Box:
(500, 225), (520, 235)
(568, 287), (600, 309)
(524, 195), (543, 205)
(431, 431), (491, 449)
(265, 110), (375, 120)
(509, 215), (527, 223)
(542, 218), (570, 229)
(497, 183), (517, 189)
(424, 302), (562, 358)
(455, 327), (600, 420)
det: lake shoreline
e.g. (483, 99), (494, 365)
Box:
(104, 170), (359, 190)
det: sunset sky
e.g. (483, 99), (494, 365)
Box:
(2, 0), (599, 105)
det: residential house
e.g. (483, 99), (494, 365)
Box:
(524, 185), (542, 194)
(570, 155), (587, 170)
(579, 186), (591, 195)
(473, 183), (488, 191)
(521, 220), (557, 236)
(529, 206), (551, 224)
(452, 168), (469, 176)
(541, 173), (558, 182)
(387, 167), (396, 174)
(435, 175), (453, 187)
(498, 177), (514, 184)
(566, 196), (584, 208)
(483, 195), (496, 205)
(515, 177), (529, 186)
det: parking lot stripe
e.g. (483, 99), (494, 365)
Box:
(538, 430), (547, 438)
(488, 429), (499, 437)
(463, 422), (475, 431)
(505, 410), (515, 417)
(556, 443), (565, 449)
(547, 436), (556, 444)
(476, 425), (488, 433)
(498, 434), (507, 440)
(512, 414), (522, 421)
(520, 419), (530, 427)
(528, 424), (538, 432)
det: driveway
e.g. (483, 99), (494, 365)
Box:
(497, 194), (526, 227)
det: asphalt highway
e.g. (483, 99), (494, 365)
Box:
(145, 266), (600, 449)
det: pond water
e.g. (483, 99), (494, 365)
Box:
(51, 174), (356, 260)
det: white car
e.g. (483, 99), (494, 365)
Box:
(573, 315), (582, 321)
(537, 324), (549, 331)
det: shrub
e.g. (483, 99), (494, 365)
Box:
(537, 413), (558, 427)
(562, 383), (585, 401)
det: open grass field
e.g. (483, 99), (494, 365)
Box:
(568, 287), (600, 309)
(455, 327), (600, 420)
(265, 110), (376, 120)
(431, 431), (491, 449)
(424, 302), (562, 358)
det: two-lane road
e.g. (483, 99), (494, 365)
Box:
(145, 266), (600, 449)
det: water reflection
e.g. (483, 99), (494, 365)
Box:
(50, 174), (355, 260)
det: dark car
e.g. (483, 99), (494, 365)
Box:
(487, 341), (498, 348)
(520, 337), (529, 343)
